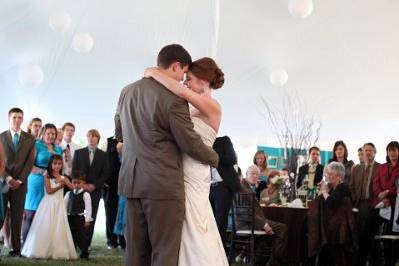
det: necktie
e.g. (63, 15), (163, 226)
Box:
(12, 133), (19, 152)
(364, 164), (372, 199)
(89, 150), (94, 165)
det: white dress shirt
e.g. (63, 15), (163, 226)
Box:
(60, 139), (80, 176)
(64, 189), (93, 222)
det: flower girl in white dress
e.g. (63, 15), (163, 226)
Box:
(22, 154), (77, 259)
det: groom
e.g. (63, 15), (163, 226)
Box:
(115, 44), (219, 266)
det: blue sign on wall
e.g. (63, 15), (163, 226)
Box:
(257, 146), (333, 170)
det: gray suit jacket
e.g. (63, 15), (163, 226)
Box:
(0, 130), (36, 185)
(349, 161), (380, 206)
(115, 78), (219, 199)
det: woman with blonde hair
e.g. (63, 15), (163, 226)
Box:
(253, 150), (272, 182)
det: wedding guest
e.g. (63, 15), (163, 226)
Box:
(26, 117), (42, 138)
(260, 171), (281, 206)
(358, 147), (364, 164)
(0, 142), (7, 249)
(0, 142), (5, 225)
(245, 165), (267, 200)
(113, 195), (126, 250)
(210, 136), (241, 250)
(22, 154), (77, 259)
(372, 141), (399, 265)
(22, 123), (62, 242)
(253, 151), (272, 183)
(239, 168), (288, 266)
(65, 170), (93, 259)
(73, 129), (108, 247)
(318, 162), (355, 266)
(102, 136), (123, 249)
(0, 108), (36, 256)
(59, 122), (80, 178)
(55, 128), (63, 146)
(328, 140), (354, 184)
(349, 143), (379, 266)
(297, 146), (324, 188)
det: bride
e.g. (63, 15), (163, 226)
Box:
(145, 57), (228, 266)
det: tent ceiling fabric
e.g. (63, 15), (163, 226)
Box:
(1, 0), (399, 158)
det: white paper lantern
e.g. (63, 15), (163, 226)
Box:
(270, 69), (288, 87)
(72, 33), (94, 53)
(18, 64), (44, 88)
(49, 12), (71, 33)
(288, 0), (314, 18)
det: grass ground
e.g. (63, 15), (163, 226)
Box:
(0, 233), (123, 266)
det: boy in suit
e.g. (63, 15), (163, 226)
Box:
(64, 171), (92, 259)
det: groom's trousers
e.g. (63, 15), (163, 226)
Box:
(125, 198), (185, 266)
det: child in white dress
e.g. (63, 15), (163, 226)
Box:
(22, 154), (77, 259)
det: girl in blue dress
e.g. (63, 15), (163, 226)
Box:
(21, 124), (63, 242)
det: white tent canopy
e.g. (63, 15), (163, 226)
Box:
(1, 0), (399, 166)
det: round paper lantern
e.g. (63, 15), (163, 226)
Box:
(18, 64), (44, 88)
(49, 12), (71, 33)
(270, 69), (288, 87)
(288, 0), (314, 18)
(72, 33), (94, 53)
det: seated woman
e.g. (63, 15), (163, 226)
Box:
(260, 171), (280, 206)
(317, 162), (355, 266)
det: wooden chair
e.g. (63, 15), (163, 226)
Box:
(228, 192), (273, 266)
(373, 222), (399, 266)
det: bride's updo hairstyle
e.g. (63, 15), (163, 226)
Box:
(189, 57), (224, 89)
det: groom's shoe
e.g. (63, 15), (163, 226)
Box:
(80, 252), (89, 260)
(8, 250), (21, 257)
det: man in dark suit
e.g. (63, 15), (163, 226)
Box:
(210, 136), (241, 250)
(349, 143), (379, 266)
(297, 146), (324, 188)
(0, 107), (35, 256)
(72, 129), (108, 247)
(239, 173), (288, 266)
(102, 136), (124, 249)
(115, 44), (219, 266)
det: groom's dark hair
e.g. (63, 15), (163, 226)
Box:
(157, 44), (192, 69)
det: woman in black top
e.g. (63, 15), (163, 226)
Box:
(328, 140), (354, 184)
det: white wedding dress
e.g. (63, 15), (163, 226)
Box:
(178, 117), (229, 266)
(22, 176), (77, 259)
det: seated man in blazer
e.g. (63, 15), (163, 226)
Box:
(245, 165), (267, 201)
(297, 146), (324, 189)
(72, 129), (108, 247)
(239, 166), (288, 266)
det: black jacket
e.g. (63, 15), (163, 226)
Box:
(212, 136), (241, 193)
(297, 163), (324, 188)
(72, 147), (108, 194)
(104, 137), (121, 189)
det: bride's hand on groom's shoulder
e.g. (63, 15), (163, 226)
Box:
(144, 67), (158, 78)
